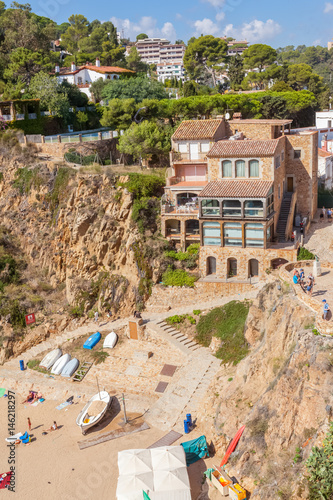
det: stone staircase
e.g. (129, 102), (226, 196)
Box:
(276, 192), (293, 241)
(145, 350), (221, 431)
(147, 320), (203, 356)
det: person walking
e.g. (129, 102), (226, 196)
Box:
(94, 311), (99, 323)
(322, 206), (326, 220)
(27, 417), (31, 432)
(328, 208), (332, 220)
(322, 299), (330, 320)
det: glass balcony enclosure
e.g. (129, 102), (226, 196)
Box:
(200, 197), (272, 219)
(202, 199), (220, 216)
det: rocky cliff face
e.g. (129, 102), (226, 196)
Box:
(0, 152), (166, 361)
(199, 282), (333, 499)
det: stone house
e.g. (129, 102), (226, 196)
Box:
(161, 117), (318, 281)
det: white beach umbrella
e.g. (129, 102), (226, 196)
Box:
(150, 446), (187, 471)
(118, 449), (152, 475)
(116, 472), (154, 499)
(153, 468), (190, 492)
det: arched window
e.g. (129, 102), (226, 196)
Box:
(248, 259), (259, 277)
(222, 160), (232, 178)
(202, 199), (220, 216)
(236, 160), (245, 177)
(227, 258), (237, 277)
(207, 257), (216, 275)
(245, 223), (264, 247)
(223, 222), (242, 246)
(249, 160), (259, 177)
(222, 200), (241, 217)
(244, 200), (263, 217)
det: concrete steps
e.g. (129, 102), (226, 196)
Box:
(152, 321), (202, 354)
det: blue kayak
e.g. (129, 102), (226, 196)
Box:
(83, 332), (101, 350)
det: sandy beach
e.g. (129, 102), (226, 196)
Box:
(0, 388), (210, 500)
(0, 390), (165, 500)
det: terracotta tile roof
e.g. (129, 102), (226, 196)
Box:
(172, 119), (224, 140)
(199, 180), (273, 198)
(318, 148), (332, 158)
(207, 139), (280, 158)
(56, 66), (134, 76)
(170, 181), (208, 188)
(230, 118), (292, 125)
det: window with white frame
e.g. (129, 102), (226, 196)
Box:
(223, 222), (242, 247)
(222, 160), (232, 178)
(244, 200), (264, 217)
(245, 223), (264, 247)
(222, 200), (241, 217)
(249, 160), (259, 177)
(178, 143), (187, 153)
(267, 188), (274, 214)
(201, 142), (210, 153)
(236, 160), (246, 177)
(202, 199), (220, 216)
(203, 221), (221, 246)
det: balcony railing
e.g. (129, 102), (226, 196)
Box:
(161, 201), (199, 215)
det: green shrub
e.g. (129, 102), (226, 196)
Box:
(27, 359), (49, 374)
(193, 309), (201, 315)
(195, 300), (250, 364)
(306, 422), (333, 499)
(0, 172), (3, 182)
(69, 304), (84, 317)
(13, 167), (44, 195)
(162, 267), (198, 287)
(91, 350), (109, 364)
(46, 167), (75, 212)
(166, 314), (187, 325)
(118, 173), (165, 199)
(131, 197), (160, 233)
(298, 247), (315, 260)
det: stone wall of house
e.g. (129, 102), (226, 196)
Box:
(286, 133), (318, 219)
(199, 245), (297, 280)
(161, 214), (199, 250)
(145, 281), (253, 313)
(226, 122), (276, 140)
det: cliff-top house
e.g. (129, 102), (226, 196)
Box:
(161, 117), (318, 281)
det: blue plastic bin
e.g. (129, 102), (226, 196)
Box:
(19, 360), (24, 371)
(186, 413), (192, 426)
(184, 420), (190, 434)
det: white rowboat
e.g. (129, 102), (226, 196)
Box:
(51, 353), (71, 375)
(40, 348), (62, 370)
(76, 391), (111, 435)
(103, 332), (118, 349)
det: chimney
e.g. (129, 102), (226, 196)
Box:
(71, 62), (76, 72)
(55, 64), (60, 74)
(96, 57), (100, 67)
(323, 133), (328, 152)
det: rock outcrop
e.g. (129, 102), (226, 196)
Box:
(198, 282), (333, 499)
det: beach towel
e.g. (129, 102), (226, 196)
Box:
(5, 432), (23, 443)
(30, 401), (39, 407)
(0, 388), (6, 398)
(56, 401), (72, 410)
(0, 472), (12, 489)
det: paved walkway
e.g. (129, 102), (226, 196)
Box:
(0, 287), (263, 430)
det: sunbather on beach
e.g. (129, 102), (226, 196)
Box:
(44, 421), (58, 432)
(21, 391), (35, 404)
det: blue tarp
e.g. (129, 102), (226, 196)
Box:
(181, 435), (209, 466)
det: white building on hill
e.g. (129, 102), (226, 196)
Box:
(54, 58), (134, 98)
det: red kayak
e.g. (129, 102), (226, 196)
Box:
(220, 425), (245, 467)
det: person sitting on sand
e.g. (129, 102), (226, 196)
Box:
(44, 421), (58, 432)
(21, 391), (35, 404)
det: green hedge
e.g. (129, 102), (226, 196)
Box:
(162, 267), (198, 287)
